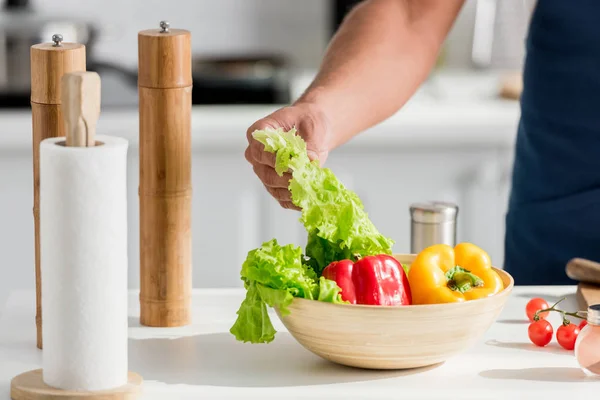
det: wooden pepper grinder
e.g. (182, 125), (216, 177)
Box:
(138, 21), (192, 327)
(30, 34), (86, 349)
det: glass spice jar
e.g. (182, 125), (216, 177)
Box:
(575, 304), (600, 375)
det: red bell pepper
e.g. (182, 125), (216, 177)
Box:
(322, 255), (412, 306)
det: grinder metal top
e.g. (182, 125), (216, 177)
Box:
(30, 34), (86, 104)
(138, 21), (192, 89)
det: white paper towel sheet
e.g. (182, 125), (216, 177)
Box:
(40, 135), (129, 391)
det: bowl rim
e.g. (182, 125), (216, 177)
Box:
(288, 254), (514, 311)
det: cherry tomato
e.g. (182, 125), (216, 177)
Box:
(526, 298), (550, 321)
(556, 323), (580, 350)
(528, 319), (554, 347)
(579, 320), (588, 330)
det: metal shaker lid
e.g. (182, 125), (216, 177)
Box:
(30, 34), (86, 104)
(138, 21), (192, 89)
(587, 304), (600, 325)
(410, 201), (459, 224)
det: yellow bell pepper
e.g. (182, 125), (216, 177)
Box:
(407, 243), (504, 305)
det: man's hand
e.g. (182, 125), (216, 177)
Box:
(245, 0), (464, 210)
(245, 102), (332, 210)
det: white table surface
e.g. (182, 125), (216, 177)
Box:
(1, 287), (597, 400)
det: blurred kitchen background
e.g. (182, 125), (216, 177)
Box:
(0, 0), (536, 298)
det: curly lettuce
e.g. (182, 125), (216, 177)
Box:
(231, 127), (394, 344)
(253, 127), (394, 273)
(229, 239), (344, 343)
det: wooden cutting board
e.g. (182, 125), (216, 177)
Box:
(566, 258), (600, 310)
(499, 72), (523, 100)
(576, 283), (600, 310)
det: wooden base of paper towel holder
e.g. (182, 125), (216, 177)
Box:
(10, 369), (142, 400)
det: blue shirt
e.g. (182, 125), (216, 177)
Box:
(504, 0), (600, 285)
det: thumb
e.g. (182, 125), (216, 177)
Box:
(305, 146), (328, 166)
(306, 149), (320, 161)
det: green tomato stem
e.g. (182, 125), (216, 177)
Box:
(533, 296), (587, 324)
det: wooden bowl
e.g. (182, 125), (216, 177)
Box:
(275, 253), (514, 370)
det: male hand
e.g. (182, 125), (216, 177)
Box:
(245, 102), (332, 210)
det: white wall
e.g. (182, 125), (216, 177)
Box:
(0, 101), (518, 298)
(0, 1), (529, 305)
(33, 0), (331, 70)
(31, 0), (504, 70)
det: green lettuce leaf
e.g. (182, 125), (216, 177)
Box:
(401, 263), (410, 276)
(231, 128), (393, 344)
(317, 276), (346, 304)
(240, 238), (318, 300)
(253, 127), (394, 273)
(229, 282), (277, 343)
(230, 238), (344, 343)
(256, 283), (295, 316)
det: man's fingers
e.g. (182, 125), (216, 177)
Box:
(244, 142), (276, 167)
(249, 141), (277, 166)
(246, 113), (293, 143)
(264, 185), (292, 202)
(281, 201), (300, 211)
(245, 105), (328, 214)
(253, 164), (292, 188)
(246, 114), (294, 167)
(246, 118), (276, 142)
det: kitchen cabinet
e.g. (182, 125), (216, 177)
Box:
(117, 145), (516, 291)
(0, 121), (518, 293)
(0, 150), (35, 297)
(0, 134), (516, 292)
(258, 146), (514, 276)
(0, 72), (521, 292)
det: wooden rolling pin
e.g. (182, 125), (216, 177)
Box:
(30, 34), (86, 349)
(566, 258), (600, 310)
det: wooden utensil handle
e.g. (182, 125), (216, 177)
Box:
(61, 72), (101, 147)
(566, 258), (600, 285)
(576, 283), (600, 310)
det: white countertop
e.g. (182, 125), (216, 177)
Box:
(0, 287), (597, 399)
(0, 71), (520, 152)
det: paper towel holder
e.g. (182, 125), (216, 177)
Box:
(11, 71), (143, 399)
(10, 370), (143, 400)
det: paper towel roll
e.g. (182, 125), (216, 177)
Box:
(40, 135), (129, 391)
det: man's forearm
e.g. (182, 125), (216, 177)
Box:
(297, 0), (465, 149)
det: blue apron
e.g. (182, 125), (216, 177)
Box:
(504, 0), (600, 285)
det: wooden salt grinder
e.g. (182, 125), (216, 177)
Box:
(138, 21), (192, 327)
(30, 34), (86, 349)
